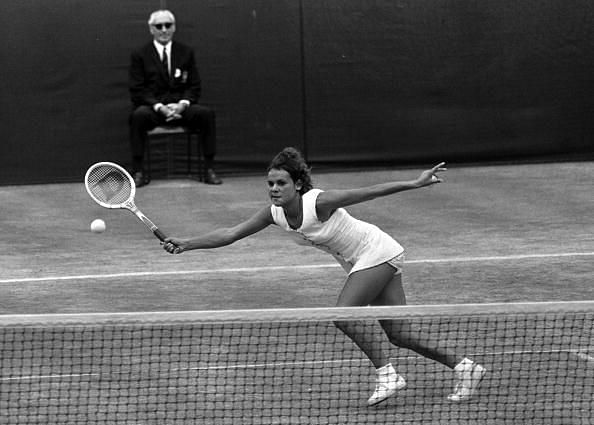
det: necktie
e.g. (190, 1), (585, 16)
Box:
(161, 47), (169, 75)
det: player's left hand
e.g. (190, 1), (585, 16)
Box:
(417, 162), (447, 187)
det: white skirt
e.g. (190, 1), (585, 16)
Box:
(387, 252), (406, 273)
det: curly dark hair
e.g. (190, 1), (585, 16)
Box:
(267, 147), (313, 194)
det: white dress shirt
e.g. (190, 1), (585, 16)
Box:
(151, 41), (190, 112)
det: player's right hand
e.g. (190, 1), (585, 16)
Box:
(163, 237), (186, 254)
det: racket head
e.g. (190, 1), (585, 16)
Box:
(85, 162), (135, 209)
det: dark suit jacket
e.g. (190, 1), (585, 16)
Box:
(129, 41), (202, 107)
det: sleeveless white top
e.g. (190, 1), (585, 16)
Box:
(270, 189), (404, 274)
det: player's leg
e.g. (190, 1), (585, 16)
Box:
(374, 270), (485, 401)
(334, 263), (407, 405)
(335, 263), (398, 366)
(373, 270), (460, 367)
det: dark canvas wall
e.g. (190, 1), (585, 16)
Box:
(1, 0), (593, 184)
(302, 0), (594, 162)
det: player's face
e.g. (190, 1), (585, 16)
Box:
(267, 168), (302, 207)
(150, 15), (176, 45)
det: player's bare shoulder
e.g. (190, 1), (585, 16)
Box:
(314, 189), (343, 222)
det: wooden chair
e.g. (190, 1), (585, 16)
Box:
(145, 125), (203, 181)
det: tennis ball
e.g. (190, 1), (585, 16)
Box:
(90, 219), (106, 233)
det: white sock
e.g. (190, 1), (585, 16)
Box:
(454, 357), (474, 371)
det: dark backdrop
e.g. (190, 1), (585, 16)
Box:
(1, 0), (593, 184)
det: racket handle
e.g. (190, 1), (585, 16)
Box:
(153, 228), (167, 242)
(131, 209), (168, 243)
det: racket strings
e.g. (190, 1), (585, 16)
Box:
(87, 166), (132, 205)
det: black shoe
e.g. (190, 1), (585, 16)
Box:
(205, 169), (222, 185)
(133, 171), (149, 188)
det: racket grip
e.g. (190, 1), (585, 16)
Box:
(153, 228), (167, 242)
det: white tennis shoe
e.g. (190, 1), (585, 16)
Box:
(367, 363), (407, 406)
(447, 358), (486, 402)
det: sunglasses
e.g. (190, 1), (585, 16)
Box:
(153, 22), (173, 30)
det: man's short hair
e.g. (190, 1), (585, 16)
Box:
(148, 10), (176, 26)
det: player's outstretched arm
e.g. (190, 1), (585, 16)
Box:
(317, 162), (446, 214)
(163, 207), (274, 254)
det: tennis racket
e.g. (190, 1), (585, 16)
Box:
(84, 162), (167, 242)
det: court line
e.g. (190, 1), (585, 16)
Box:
(2, 348), (590, 382)
(0, 251), (592, 284)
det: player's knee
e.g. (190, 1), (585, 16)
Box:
(381, 320), (415, 347)
(333, 320), (366, 336)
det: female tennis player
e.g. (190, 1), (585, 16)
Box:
(163, 147), (485, 405)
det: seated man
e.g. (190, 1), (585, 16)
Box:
(128, 9), (222, 186)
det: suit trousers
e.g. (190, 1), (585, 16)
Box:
(129, 104), (217, 168)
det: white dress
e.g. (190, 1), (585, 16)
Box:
(270, 189), (404, 274)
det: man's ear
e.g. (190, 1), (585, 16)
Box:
(295, 179), (303, 192)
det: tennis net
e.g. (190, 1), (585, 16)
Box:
(1, 301), (592, 424)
